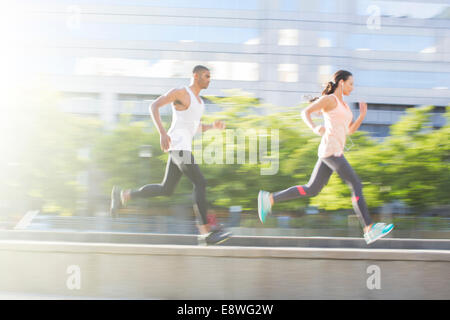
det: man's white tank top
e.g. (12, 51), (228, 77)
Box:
(167, 86), (205, 152)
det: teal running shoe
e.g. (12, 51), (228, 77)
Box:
(364, 223), (394, 244)
(258, 190), (272, 223)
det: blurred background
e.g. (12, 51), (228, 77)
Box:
(1, 0), (449, 238)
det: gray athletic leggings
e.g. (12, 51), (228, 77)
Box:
(129, 150), (208, 225)
(272, 155), (373, 227)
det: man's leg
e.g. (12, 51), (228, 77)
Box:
(171, 151), (210, 235)
(114, 154), (183, 214)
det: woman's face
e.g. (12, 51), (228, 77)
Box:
(339, 76), (354, 96)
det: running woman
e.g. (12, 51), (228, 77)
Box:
(111, 65), (231, 245)
(258, 70), (393, 244)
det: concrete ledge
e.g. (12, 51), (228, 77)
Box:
(1, 230), (449, 250)
(0, 240), (449, 262)
(0, 240), (449, 299)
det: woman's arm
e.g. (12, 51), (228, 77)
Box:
(348, 102), (367, 135)
(301, 95), (334, 135)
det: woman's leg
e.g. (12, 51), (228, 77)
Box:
(321, 155), (373, 229)
(258, 158), (333, 223)
(271, 158), (333, 203)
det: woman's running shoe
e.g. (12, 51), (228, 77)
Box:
(258, 190), (272, 224)
(364, 223), (394, 244)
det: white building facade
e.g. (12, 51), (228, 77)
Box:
(19, 0), (450, 137)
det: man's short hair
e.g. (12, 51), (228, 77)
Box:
(192, 65), (209, 74)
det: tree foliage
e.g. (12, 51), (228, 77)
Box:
(3, 89), (447, 217)
(92, 95), (449, 215)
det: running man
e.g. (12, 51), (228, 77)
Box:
(258, 70), (394, 244)
(111, 65), (231, 245)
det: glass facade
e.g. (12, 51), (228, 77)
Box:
(15, 0), (449, 119)
(278, 64), (299, 82)
(347, 33), (436, 52)
(355, 70), (449, 89)
(21, 0), (261, 10)
(32, 57), (261, 81)
(28, 19), (260, 44)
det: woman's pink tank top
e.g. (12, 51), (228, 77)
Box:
(318, 94), (353, 158)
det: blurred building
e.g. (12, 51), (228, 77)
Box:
(18, 0), (449, 137)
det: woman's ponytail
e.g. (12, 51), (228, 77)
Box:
(308, 70), (352, 103)
(322, 81), (337, 95)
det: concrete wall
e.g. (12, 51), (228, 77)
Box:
(0, 240), (448, 299)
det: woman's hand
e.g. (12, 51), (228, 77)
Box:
(313, 125), (325, 136)
(359, 102), (367, 117)
(348, 102), (367, 135)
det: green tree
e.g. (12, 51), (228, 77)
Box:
(90, 94), (449, 216)
(0, 86), (100, 216)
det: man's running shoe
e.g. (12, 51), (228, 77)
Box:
(110, 185), (122, 218)
(364, 223), (394, 245)
(258, 190), (272, 224)
(210, 223), (225, 233)
(198, 229), (232, 246)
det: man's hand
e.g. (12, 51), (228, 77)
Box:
(160, 132), (171, 152)
(212, 120), (226, 130)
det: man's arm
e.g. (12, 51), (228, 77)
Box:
(199, 120), (225, 132)
(150, 89), (179, 134)
(150, 88), (181, 151)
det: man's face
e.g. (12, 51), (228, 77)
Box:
(195, 70), (211, 89)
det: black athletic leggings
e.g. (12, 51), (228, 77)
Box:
(130, 150), (208, 225)
(272, 155), (373, 227)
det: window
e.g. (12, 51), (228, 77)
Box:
(25, 0), (261, 10)
(278, 29), (299, 46)
(278, 64), (298, 82)
(318, 31), (337, 47)
(279, 0), (299, 11)
(318, 65), (333, 84)
(347, 33), (436, 52)
(26, 16), (261, 45)
(209, 61), (259, 81)
(58, 92), (100, 114)
(319, 0), (338, 13)
(359, 124), (390, 138)
(355, 70), (449, 89)
(34, 57), (259, 81)
(75, 58), (158, 77)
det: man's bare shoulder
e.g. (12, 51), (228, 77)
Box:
(165, 87), (188, 97)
